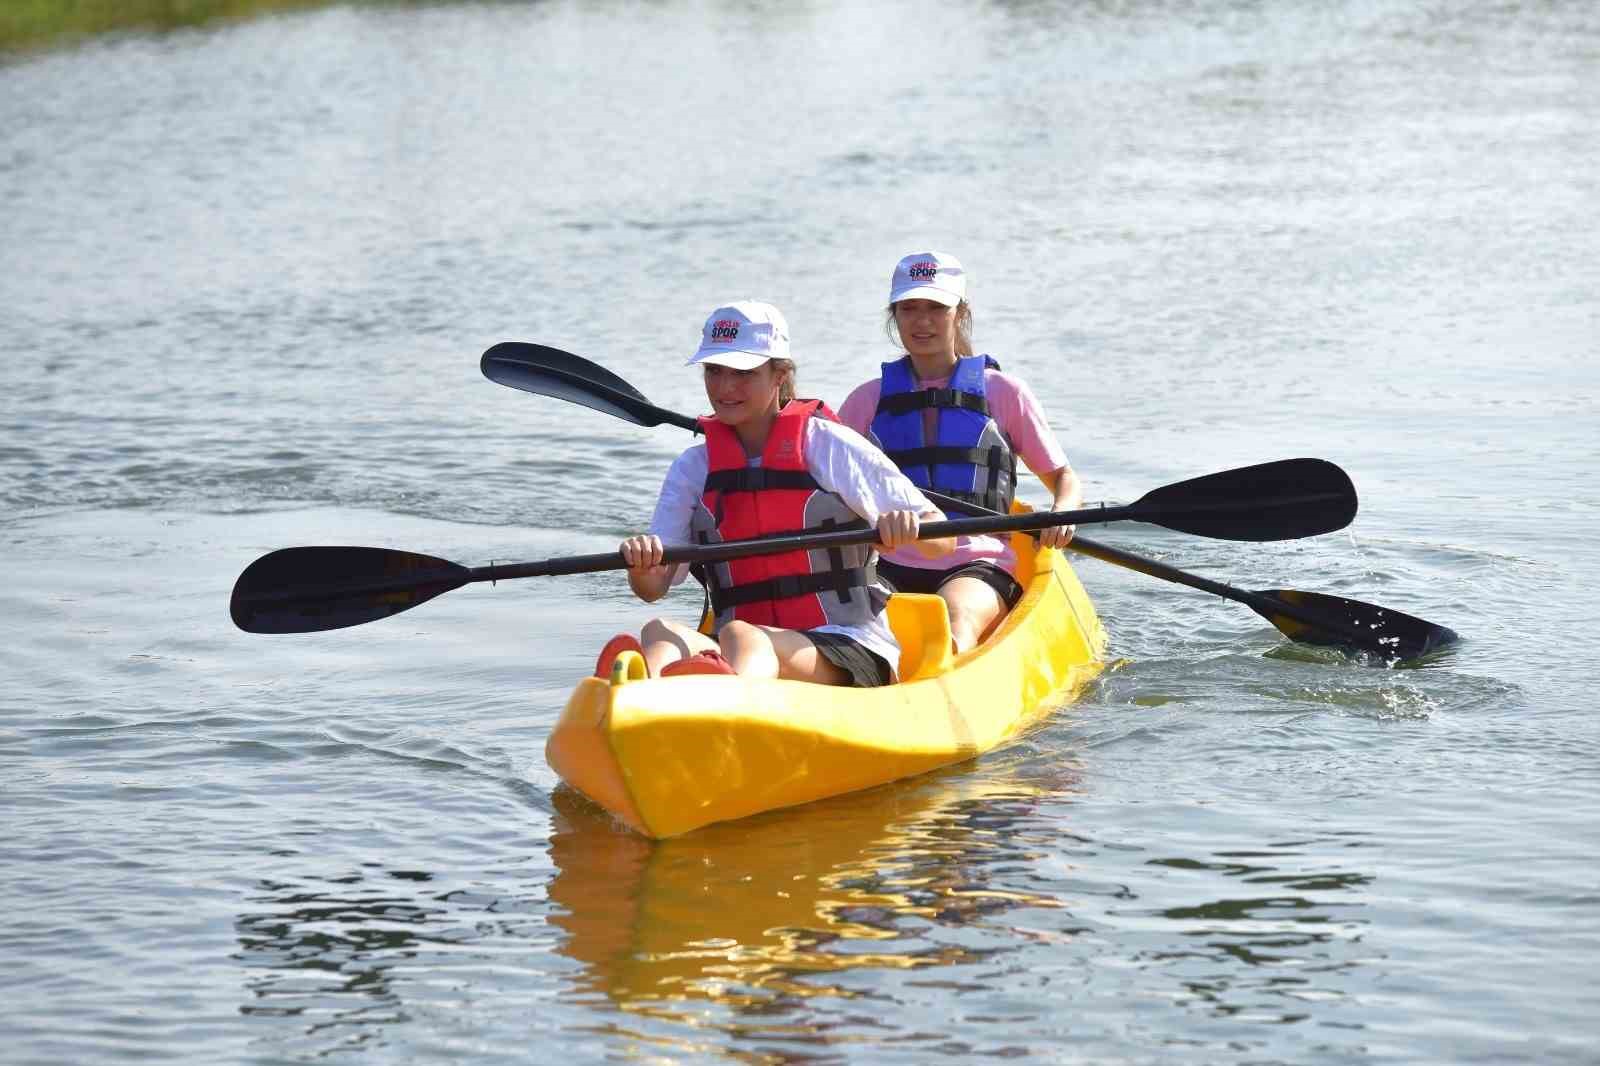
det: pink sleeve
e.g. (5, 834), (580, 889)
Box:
(835, 379), (882, 436)
(986, 370), (1069, 476)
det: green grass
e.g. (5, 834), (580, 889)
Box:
(0, 0), (348, 52)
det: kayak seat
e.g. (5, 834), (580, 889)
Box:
(886, 593), (955, 682)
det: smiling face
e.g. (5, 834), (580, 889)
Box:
(702, 361), (784, 428)
(893, 298), (960, 362)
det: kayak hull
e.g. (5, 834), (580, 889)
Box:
(546, 531), (1105, 838)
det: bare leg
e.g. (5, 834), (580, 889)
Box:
(718, 621), (850, 685)
(939, 575), (1009, 654)
(640, 617), (718, 676)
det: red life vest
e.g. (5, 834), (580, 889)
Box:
(690, 400), (882, 631)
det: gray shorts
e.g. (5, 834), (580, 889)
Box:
(806, 630), (893, 688)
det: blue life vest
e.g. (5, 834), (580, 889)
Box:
(868, 355), (1017, 514)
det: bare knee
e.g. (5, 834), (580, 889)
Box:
(717, 620), (785, 678)
(717, 620), (761, 659)
(640, 617), (712, 673)
(947, 609), (989, 654)
(941, 582), (1008, 654)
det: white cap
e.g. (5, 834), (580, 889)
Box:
(686, 301), (792, 369)
(889, 251), (966, 307)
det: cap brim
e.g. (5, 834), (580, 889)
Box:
(890, 285), (962, 307)
(686, 349), (774, 370)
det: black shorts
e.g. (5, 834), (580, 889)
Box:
(875, 559), (1024, 610)
(806, 631), (893, 688)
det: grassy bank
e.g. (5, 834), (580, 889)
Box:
(0, 0), (351, 52)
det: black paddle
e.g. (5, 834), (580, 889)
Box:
(480, 341), (1458, 661)
(481, 342), (703, 433)
(920, 490), (1456, 661)
(482, 343), (1359, 538)
(231, 461), (1355, 634)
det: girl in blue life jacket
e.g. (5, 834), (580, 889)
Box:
(596, 300), (954, 686)
(838, 252), (1082, 655)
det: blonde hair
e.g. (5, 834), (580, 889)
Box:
(885, 300), (974, 357)
(770, 358), (797, 405)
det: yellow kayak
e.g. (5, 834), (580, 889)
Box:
(546, 524), (1106, 838)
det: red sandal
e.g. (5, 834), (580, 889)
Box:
(659, 650), (737, 677)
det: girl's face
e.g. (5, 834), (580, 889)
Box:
(703, 361), (782, 426)
(893, 299), (958, 360)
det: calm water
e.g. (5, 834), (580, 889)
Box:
(3, 2), (1597, 1063)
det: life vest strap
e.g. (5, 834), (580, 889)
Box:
(693, 517), (870, 546)
(885, 444), (1005, 468)
(892, 443), (1017, 515)
(934, 485), (1014, 515)
(711, 567), (876, 610)
(703, 468), (821, 493)
(819, 516), (852, 604)
(875, 388), (990, 417)
(927, 488), (994, 506)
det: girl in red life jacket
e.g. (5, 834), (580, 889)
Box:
(836, 252), (1083, 655)
(596, 300), (954, 685)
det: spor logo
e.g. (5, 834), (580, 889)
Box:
(710, 319), (741, 343)
(907, 261), (940, 281)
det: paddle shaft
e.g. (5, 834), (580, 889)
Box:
(1067, 534), (1386, 649)
(915, 488), (1456, 656)
(482, 344), (1351, 603)
(491, 361), (1305, 597)
(474, 342), (1459, 657)
(506, 503), (1163, 577)
(920, 491), (1340, 632)
(231, 445), (1364, 638)
(244, 502), (1204, 607)
(654, 408), (701, 433)
(919, 487), (1270, 611)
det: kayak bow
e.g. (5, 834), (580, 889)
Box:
(546, 521), (1104, 837)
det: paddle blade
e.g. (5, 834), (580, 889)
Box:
(231, 547), (469, 634)
(1253, 589), (1460, 661)
(480, 342), (691, 430)
(1135, 458), (1357, 541)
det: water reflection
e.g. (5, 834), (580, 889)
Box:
(547, 751), (1388, 1051)
(233, 868), (443, 1029)
(1134, 843), (1374, 1024)
(231, 862), (555, 1055)
(545, 758), (1082, 1023)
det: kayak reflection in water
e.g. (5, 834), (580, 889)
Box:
(838, 252), (1082, 654)
(597, 300), (953, 685)
(544, 757), (1082, 1015)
